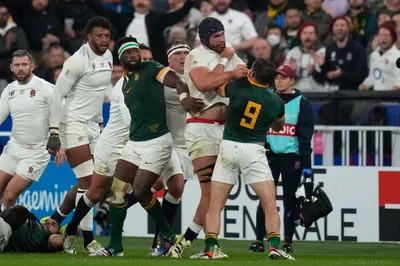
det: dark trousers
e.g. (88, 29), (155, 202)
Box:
(255, 153), (302, 243)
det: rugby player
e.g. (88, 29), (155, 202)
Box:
(96, 36), (203, 257)
(0, 206), (64, 253)
(150, 39), (195, 253)
(46, 16), (113, 254)
(0, 50), (64, 211)
(169, 17), (248, 258)
(200, 58), (294, 260)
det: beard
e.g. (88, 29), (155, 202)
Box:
(216, 4), (229, 14)
(14, 71), (31, 83)
(124, 59), (142, 72)
(210, 43), (225, 54)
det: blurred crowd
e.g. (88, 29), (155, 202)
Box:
(1, 0), (400, 93)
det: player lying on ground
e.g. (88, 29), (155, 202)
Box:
(199, 58), (294, 260)
(0, 205), (71, 253)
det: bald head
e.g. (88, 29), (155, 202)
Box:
(253, 38), (271, 60)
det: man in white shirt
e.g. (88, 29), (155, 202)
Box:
(359, 22), (400, 91)
(46, 16), (113, 254)
(284, 22), (326, 91)
(0, 50), (61, 211)
(195, 0), (258, 61)
(168, 17), (248, 259)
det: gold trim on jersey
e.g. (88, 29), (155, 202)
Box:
(247, 73), (268, 88)
(156, 67), (169, 83)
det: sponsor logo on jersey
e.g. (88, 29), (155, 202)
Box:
(30, 89), (36, 98)
(267, 123), (296, 136)
(28, 166), (33, 173)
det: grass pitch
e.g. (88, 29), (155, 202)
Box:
(1, 237), (400, 265)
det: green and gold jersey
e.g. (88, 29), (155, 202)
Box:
(221, 76), (284, 143)
(4, 223), (52, 253)
(123, 60), (170, 141)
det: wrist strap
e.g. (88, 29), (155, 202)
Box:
(179, 92), (189, 102)
(219, 58), (228, 67)
(49, 127), (59, 135)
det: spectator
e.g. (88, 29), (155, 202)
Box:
(195, 0), (257, 62)
(246, 38), (271, 68)
(359, 22), (400, 91)
(346, 0), (378, 48)
(303, 0), (332, 43)
(376, 0), (400, 16)
(323, 0), (349, 18)
(284, 7), (302, 50)
(369, 10), (393, 51)
(285, 22), (326, 91)
(86, 0), (192, 65)
(200, 0), (213, 17)
(254, 0), (287, 37)
(169, 0), (203, 27)
(35, 44), (67, 82)
(0, 4), (28, 88)
(266, 25), (287, 67)
(6, 0), (62, 54)
(167, 26), (187, 45)
(165, 0), (202, 48)
(313, 16), (368, 90)
(139, 43), (153, 61)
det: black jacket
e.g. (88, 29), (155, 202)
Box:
(6, 0), (62, 52)
(271, 89), (315, 169)
(86, 0), (192, 65)
(313, 38), (368, 90)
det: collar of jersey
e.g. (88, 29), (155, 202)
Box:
(247, 73), (268, 88)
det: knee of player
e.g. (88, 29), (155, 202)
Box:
(110, 178), (132, 205)
(86, 188), (105, 203)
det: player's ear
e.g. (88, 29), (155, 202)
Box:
(31, 62), (35, 71)
(9, 63), (13, 73)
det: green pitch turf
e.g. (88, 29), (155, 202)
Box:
(1, 237), (400, 265)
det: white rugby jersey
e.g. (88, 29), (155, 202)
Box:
(50, 43), (113, 127)
(98, 77), (130, 148)
(164, 68), (186, 148)
(284, 46), (326, 91)
(362, 45), (400, 91)
(184, 45), (245, 116)
(0, 75), (54, 149)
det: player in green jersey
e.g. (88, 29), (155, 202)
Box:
(100, 36), (203, 257)
(198, 59), (294, 260)
(0, 206), (64, 253)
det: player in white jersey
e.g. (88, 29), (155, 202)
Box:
(61, 74), (131, 254)
(46, 16), (113, 254)
(0, 50), (63, 211)
(147, 40), (195, 253)
(168, 17), (248, 258)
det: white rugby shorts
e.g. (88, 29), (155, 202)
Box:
(184, 120), (224, 160)
(120, 133), (173, 175)
(59, 121), (101, 154)
(161, 146), (194, 186)
(212, 140), (274, 185)
(93, 141), (126, 177)
(0, 140), (50, 182)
